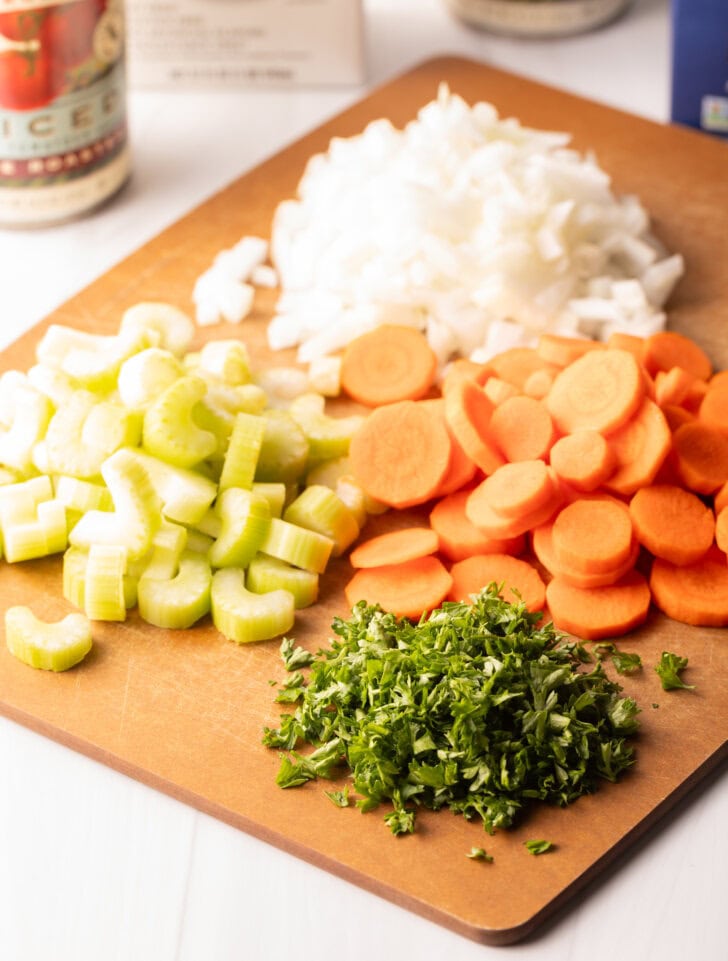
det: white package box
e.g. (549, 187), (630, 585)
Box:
(125, 0), (365, 88)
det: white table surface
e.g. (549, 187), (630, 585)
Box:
(1, 1), (726, 959)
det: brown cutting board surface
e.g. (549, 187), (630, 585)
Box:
(1, 57), (727, 946)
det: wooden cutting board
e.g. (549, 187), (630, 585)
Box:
(1, 57), (727, 946)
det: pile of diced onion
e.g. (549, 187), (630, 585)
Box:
(193, 84), (684, 367)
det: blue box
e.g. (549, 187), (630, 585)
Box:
(671, 0), (728, 138)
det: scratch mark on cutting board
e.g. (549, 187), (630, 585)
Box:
(118, 658), (133, 741)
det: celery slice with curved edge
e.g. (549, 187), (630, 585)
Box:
(138, 551), (212, 629)
(61, 328), (153, 392)
(219, 412), (266, 491)
(198, 339), (251, 385)
(255, 410), (309, 484)
(258, 517), (333, 573)
(124, 449), (217, 526)
(69, 448), (161, 561)
(120, 302), (195, 358)
(211, 567), (294, 644)
(5, 606), (93, 672)
(63, 546), (88, 609)
(0, 479), (67, 562)
(84, 544), (127, 621)
(247, 554), (318, 609)
(36, 324), (122, 367)
(289, 392), (364, 463)
(201, 382), (268, 417)
(251, 482), (286, 518)
(54, 476), (114, 515)
(208, 488), (271, 569)
(117, 348), (184, 410)
(185, 529), (215, 555)
(192, 397), (235, 461)
(45, 391), (138, 479)
(143, 375), (217, 468)
(27, 363), (79, 407)
(0, 383), (52, 474)
(283, 484), (359, 557)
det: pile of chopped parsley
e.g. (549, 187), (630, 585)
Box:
(263, 588), (640, 835)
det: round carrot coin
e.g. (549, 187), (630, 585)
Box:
(340, 324), (437, 407)
(629, 484), (714, 566)
(551, 498), (633, 576)
(545, 570), (651, 640)
(650, 548), (728, 627)
(448, 554), (546, 612)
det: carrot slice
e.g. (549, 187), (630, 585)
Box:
(523, 368), (557, 400)
(449, 554), (546, 612)
(483, 377), (521, 407)
(715, 506), (728, 555)
(602, 398), (671, 496)
(549, 429), (616, 492)
(444, 379), (505, 476)
(344, 555), (453, 620)
(546, 570), (651, 639)
(629, 484), (714, 566)
(551, 498), (634, 575)
(488, 347), (548, 391)
(698, 384), (728, 434)
(708, 369), (728, 392)
(440, 359), (492, 397)
(716, 481), (728, 515)
(606, 331), (645, 362)
(340, 325), (437, 407)
(537, 334), (606, 368)
(649, 547), (728, 627)
(671, 420), (728, 495)
(532, 521), (639, 589)
(642, 330), (712, 382)
(429, 489), (525, 562)
(546, 348), (644, 435)
(489, 395), (555, 462)
(348, 400), (452, 508)
(466, 476), (562, 539)
(661, 403), (695, 432)
(472, 460), (555, 519)
(654, 366), (696, 408)
(417, 399), (477, 495)
(349, 527), (440, 569)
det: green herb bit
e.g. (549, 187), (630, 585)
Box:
(325, 786), (351, 808)
(525, 839), (553, 856)
(655, 651), (695, 691)
(593, 642), (642, 676)
(275, 671), (307, 704)
(280, 636), (314, 670)
(466, 846), (494, 862)
(263, 588), (641, 837)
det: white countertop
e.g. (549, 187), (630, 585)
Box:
(1, 1), (726, 959)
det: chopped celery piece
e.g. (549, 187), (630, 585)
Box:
(255, 410), (308, 484)
(0, 370), (28, 425)
(198, 339), (251, 385)
(283, 484), (359, 557)
(218, 412), (266, 491)
(307, 355), (341, 397)
(192, 508), (221, 540)
(0, 475), (53, 517)
(211, 567), (294, 644)
(258, 517), (333, 574)
(54, 476), (113, 515)
(192, 396), (235, 460)
(36, 324), (116, 367)
(0, 383), (52, 474)
(117, 347), (184, 409)
(124, 449), (217, 526)
(208, 488), (271, 569)
(5, 606), (92, 671)
(69, 448), (161, 561)
(305, 455), (351, 489)
(63, 546), (88, 609)
(138, 551), (212, 629)
(247, 554), (318, 609)
(251, 482), (286, 518)
(0, 467), (21, 487)
(56, 331), (153, 391)
(3, 498), (67, 562)
(255, 366), (309, 406)
(334, 476), (368, 528)
(27, 363), (79, 406)
(143, 374), (217, 468)
(289, 392), (364, 463)
(84, 544), (127, 621)
(184, 529), (215, 555)
(204, 382), (268, 416)
(120, 302), (194, 358)
(45, 391), (135, 479)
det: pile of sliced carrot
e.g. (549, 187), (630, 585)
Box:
(341, 324), (728, 637)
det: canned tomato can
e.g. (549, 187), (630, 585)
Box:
(0, 0), (129, 227)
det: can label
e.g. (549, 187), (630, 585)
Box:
(0, 0), (129, 225)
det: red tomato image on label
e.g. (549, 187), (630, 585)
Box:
(0, 9), (47, 43)
(41, 0), (104, 70)
(0, 49), (60, 111)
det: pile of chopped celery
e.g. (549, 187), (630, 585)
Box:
(0, 302), (378, 657)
